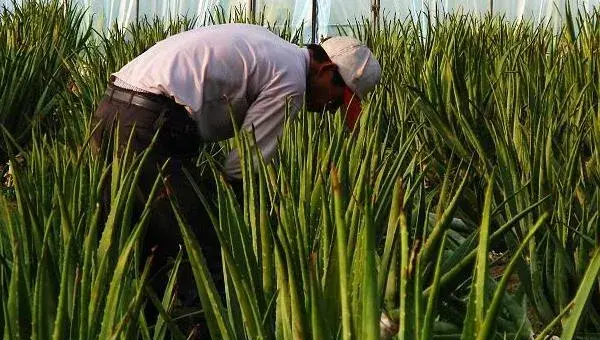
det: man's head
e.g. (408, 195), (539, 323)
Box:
(305, 36), (381, 129)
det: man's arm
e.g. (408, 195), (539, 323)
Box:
(223, 88), (303, 180)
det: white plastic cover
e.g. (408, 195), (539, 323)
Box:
(1, 0), (599, 39)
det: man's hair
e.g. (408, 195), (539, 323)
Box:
(306, 44), (346, 87)
(306, 44), (330, 62)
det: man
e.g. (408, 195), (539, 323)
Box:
(91, 22), (380, 322)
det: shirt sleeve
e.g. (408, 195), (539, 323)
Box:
(223, 88), (303, 179)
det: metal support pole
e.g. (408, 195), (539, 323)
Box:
(136, 0), (139, 24)
(371, 0), (380, 31)
(248, 0), (256, 22)
(311, 0), (318, 44)
(489, 0), (494, 14)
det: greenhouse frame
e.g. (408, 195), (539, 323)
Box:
(2, 0), (600, 40)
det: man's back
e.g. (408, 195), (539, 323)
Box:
(114, 24), (308, 142)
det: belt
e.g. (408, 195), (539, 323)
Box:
(104, 86), (175, 113)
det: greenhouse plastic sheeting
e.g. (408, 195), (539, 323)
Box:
(2, 0), (600, 39)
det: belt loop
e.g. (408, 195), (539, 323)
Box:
(127, 93), (134, 108)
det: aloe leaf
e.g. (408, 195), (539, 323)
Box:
(461, 172), (494, 340)
(478, 213), (549, 340)
(561, 247), (600, 339)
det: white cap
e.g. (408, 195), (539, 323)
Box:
(320, 36), (381, 99)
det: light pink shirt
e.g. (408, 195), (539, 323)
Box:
(113, 23), (309, 178)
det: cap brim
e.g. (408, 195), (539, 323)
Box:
(343, 86), (361, 130)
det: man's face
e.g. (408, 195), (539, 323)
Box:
(306, 63), (345, 113)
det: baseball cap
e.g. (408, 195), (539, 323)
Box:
(321, 36), (381, 129)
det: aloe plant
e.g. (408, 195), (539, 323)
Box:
(0, 0), (92, 159)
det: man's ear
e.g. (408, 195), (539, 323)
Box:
(317, 62), (338, 75)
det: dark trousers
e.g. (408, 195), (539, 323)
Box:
(91, 86), (223, 328)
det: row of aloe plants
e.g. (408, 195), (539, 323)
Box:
(1, 0), (600, 339)
(1, 101), (597, 339)
(183, 101), (553, 339)
(345, 7), (600, 334)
